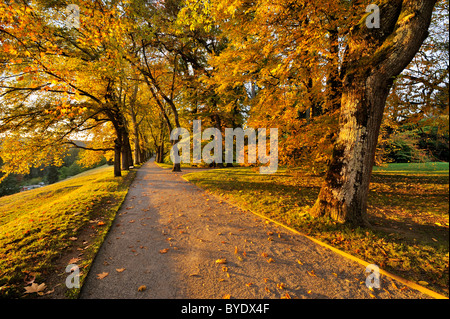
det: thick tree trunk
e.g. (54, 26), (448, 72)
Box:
(311, 0), (436, 226)
(311, 79), (389, 226)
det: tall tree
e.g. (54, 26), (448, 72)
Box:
(310, 0), (437, 225)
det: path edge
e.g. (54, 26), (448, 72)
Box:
(178, 174), (448, 300)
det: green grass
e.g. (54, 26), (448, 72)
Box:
(184, 163), (449, 297)
(0, 165), (137, 298)
(373, 162), (449, 175)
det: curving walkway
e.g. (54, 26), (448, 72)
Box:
(79, 159), (429, 299)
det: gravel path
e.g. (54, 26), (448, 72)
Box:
(79, 159), (429, 299)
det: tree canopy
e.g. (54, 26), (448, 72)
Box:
(1, 0), (447, 225)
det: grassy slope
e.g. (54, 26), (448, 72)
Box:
(0, 165), (137, 298)
(184, 162), (449, 297)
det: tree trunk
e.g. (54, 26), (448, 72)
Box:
(130, 83), (142, 165)
(311, 78), (389, 226)
(212, 112), (224, 168)
(121, 129), (133, 170)
(325, 28), (342, 114)
(171, 138), (182, 172)
(114, 138), (122, 177)
(311, 0), (437, 226)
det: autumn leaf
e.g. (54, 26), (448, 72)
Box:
(215, 258), (227, 264)
(277, 283), (285, 290)
(138, 285), (147, 292)
(281, 292), (291, 299)
(24, 282), (46, 294)
(223, 294), (231, 299)
(97, 272), (109, 279)
(307, 270), (316, 277)
(159, 248), (169, 254)
(68, 257), (81, 264)
(116, 268), (126, 273)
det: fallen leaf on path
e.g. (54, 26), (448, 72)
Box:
(129, 220), (135, 223)
(116, 268), (125, 273)
(24, 283), (46, 294)
(307, 270), (316, 277)
(159, 248), (169, 254)
(267, 258), (275, 263)
(138, 285), (147, 292)
(246, 282), (253, 287)
(68, 257), (81, 264)
(97, 272), (109, 279)
(69, 237), (77, 241)
(296, 259), (303, 265)
(261, 252), (269, 258)
(277, 283), (285, 290)
(281, 292), (291, 299)
(215, 258), (227, 264)
(223, 294), (231, 299)
(418, 281), (429, 286)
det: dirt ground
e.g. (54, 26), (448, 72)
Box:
(78, 160), (429, 299)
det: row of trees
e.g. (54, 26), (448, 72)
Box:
(1, 0), (447, 226)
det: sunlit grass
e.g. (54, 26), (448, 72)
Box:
(0, 165), (136, 298)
